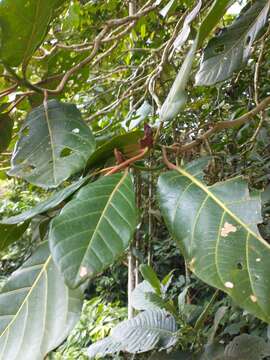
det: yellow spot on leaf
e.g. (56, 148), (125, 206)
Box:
(221, 222), (237, 237)
(80, 266), (88, 277)
(250, 294), (257, 303)
(224, 281), (234, 289)
(189, 258), (196, 272)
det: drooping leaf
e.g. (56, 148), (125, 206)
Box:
(86, 131), (143, 169)
(173, 0), (202, 51)
(0, 0), (66, 67)
(158, 160), (270, 323)
(49, 171), (137, 288)
(159, 0), (176, 18)
(196, 1), (270, 86)
(9, 100), (96, 189)
(224, 334), (270, 360)
(0, 241), (83, 360)
(160, 0), (233, 122)
(0, 113), (13, 153)
(1, 176), (90, 225)
(112, 309), (178, 353)
(0, 221), (29, 252)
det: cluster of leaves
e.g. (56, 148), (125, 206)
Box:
(1, 0), (270, 359)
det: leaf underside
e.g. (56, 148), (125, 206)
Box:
(196, 0), (270, 86)
(49, 172), (137, 288)
(158, 161), (270, 323)
(9, 100), (96, 189)
(0, 241), (82, 360)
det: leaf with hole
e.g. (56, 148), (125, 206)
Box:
(158, 159), (270, 323)
(0, 241), (83, 360)
(49, 171), (137, 288)
(0, 0), (66, 67)
(1, 176), (90, 225)
(196, 1), (270, 86)
(0, 113), (13, 153)
(9, 100), (96, 189)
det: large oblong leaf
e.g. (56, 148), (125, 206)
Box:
(196, 0), (270, 86)
(0, 0), (66, 67)
(87, 309), (177, 358)
(9, 100), (96, 189)
(49, 171), (137, 288)
(158, 161), (270, 323)
(0, 241), (83, 360)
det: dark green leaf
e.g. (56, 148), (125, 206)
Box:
(0, 241), (83, 360)
(0, 0), (66, 66)
(49, 171), (137, 288)
(140, 264), (161, 295)
(86, 131), (143, 169)
(196, 1), (270, 85)
(1, 176), (90, 225)
(0, 222), (29, 252)
(0, 113), (13, 153)
(9, 100), (96, 189)
(158, 161), (270, 323)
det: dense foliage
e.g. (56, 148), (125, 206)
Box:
(1, 0), (270, 359)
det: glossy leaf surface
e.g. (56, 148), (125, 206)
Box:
(0, 241), (83, 360)
(0, 0), (66, 66)
(50, 171), (137, 288)
(9, 100), (95, 188)
(158, 161), (270, 323)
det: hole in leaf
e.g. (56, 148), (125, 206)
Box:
(246, 36), (251, 46)
(60, 148), (73, 158)
(214, 44), (225, 54)
(237, 262), (243, 270)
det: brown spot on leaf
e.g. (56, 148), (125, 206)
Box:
(221, 222), (237, 237)
(189, 257), (196, 272)
(250, 294), (257, 303)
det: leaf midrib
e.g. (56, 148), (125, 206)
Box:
(177, 167), (270, 249)
(77, 171), (128, 280)
(0, 255), (51, 339)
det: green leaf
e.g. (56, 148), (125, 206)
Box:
(49, 171), (137, 288)
(131, 281), (158, 311)
(224, 334), (270, 360)
(160, 0), (233, 122)
(88, 310), (177, 357)
(158, 161), (270, 323)
(9, 100), (96, 189)
(196, 1), (270, 86)
(140, 264), (161, 295)
(1, 176), (90, 225)
(0, 241), (83, 360)
(86, 131), (143, 169)
(112, 309), (177, 353)
(0, 222), (29, 252)
(87, 336), (122, 359)
(149, 351), (196, 360)
(0, 0), (66, 67)
(0, 114), (13, 153)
